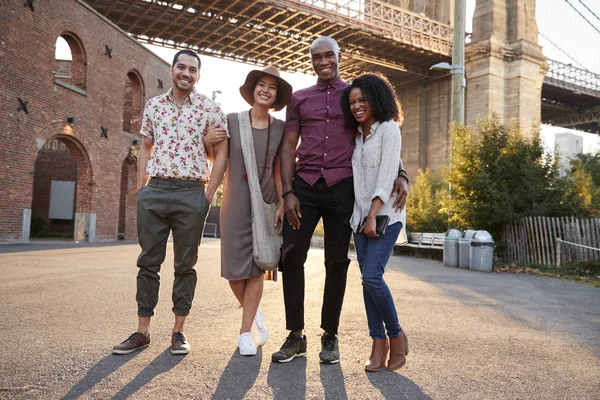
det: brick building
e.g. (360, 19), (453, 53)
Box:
(0, 0), (171, 243)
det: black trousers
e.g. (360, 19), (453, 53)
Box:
(281, 175), (354, 335)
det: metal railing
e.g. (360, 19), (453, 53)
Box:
(277, 0), (453, 55)
(545, 59), (600, 96)
(555, 238), (600, 266)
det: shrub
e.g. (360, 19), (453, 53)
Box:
(406, 168), (448, 232)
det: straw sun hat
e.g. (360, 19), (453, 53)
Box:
(239, 66), (293, 111)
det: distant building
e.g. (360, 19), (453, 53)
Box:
(0, 0), (171, 243)
(540, 125), (599, 176)
(555, 132), (584, 175)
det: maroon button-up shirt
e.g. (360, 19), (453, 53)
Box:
(284, 77), (355, 187)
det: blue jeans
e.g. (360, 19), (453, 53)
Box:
(354, 221), (402, 339)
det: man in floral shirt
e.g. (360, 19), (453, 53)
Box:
(113, 50), (228, 356)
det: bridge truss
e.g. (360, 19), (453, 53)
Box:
(86, 0), (599, 133)
(86, 0), (452, 86)
(542, 59), (600, 133)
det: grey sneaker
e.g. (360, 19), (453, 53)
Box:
(112, 332), (150, 355)
(319, 333), (340, 364)
(271, 332), (307, 363)
(170, 332), (190, 355)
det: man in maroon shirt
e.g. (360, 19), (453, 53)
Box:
(271, 36), (408, 364)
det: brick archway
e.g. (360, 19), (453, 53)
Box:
(53, 31), (87, 89)
(118, 154), (138, 240)
(123, 69), (145, 134)
(31, 123), (95, 241)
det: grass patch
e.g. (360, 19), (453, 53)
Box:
(495, 261), (600, 287)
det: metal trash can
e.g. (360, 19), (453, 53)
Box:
(469, 230), (496, 272)
(443, 229), (461, 267)
(458, 229), (476, 269)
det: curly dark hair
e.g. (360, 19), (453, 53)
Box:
(341, 72), (403, 132)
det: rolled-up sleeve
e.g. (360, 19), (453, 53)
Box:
(284, 94), (300, 134)
(140, 99), (154, 139)
(371, 122), (401, 204)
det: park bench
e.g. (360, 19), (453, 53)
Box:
(203, 222), (218, 238)
(400, 232), (445, 257)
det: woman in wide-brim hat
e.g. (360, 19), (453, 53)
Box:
(208, 66), (292, 357)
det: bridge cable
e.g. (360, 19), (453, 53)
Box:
(564, 0), (600, 35)
(576, 0), (600, 24)
(539, 32), (589, 71)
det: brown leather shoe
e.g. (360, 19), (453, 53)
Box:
(387, 331), (408, 371)
(112, 332), (150, 355)
(365, 338), (389, 372)
(171, 332), (190, 355)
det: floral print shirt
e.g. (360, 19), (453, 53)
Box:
(140, 87), (228, 181)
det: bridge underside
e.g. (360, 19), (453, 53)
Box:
(88, 0), (451, 88)
(542, 84), (600, 133)
(542, 61), (600, 134)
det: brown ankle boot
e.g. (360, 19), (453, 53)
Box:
(365, 338), (389, 372)
(387, 331), (408, 371)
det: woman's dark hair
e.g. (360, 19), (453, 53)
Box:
(172, 50), (201, 68)
(341, 72), (403, 131)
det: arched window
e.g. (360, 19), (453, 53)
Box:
(54, 33), (87, 90)
(122, 70), (145, 134)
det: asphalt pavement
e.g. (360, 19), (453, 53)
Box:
(0, 239), (598, 399)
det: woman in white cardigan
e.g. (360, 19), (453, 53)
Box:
(341, 72), (408, 372)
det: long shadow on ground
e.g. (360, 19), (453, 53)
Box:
(389, 256), (600, 353)
(61, 349), (145, 399)
(112, 349), (186, 399)
(367, 371), (433, 399)
(212, 349), (262, 399)
(319, 362), (348, 399)
(267, 356), (307, 400)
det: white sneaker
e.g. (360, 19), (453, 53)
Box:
(238, 332), (257, 356)
(252, 309), (269, 346)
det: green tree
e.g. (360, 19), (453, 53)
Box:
(406, 168), (448, 232)
(565, 152), (600, 216)
(441, 118), (580, 242)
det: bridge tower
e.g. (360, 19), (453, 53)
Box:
(465, 0), (547, 136)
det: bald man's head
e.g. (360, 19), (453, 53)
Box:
(309, 36), (342, 82)
(309, 36), (340, 58)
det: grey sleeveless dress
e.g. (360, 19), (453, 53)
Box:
(220, 113), (284, 280)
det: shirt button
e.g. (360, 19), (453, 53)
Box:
(325, 136), (328, 139)
(327, 119), (329, 122)
(327, 91), (330, 94)
(324, 153), (327, 156)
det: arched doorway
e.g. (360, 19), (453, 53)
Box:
(30, 132), (93, 241)
(118, 156), (137, 240)
(123, 70), (144, 134)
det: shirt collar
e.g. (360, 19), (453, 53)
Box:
(357, 121), (381, 136)
(166, 87), (198, 105)
(316, 76), (346, 89)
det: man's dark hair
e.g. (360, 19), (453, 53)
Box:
(172, 50), (201, 68)
(341, 72), (403, 131)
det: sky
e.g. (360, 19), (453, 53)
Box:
(56, 0), (600, 149)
